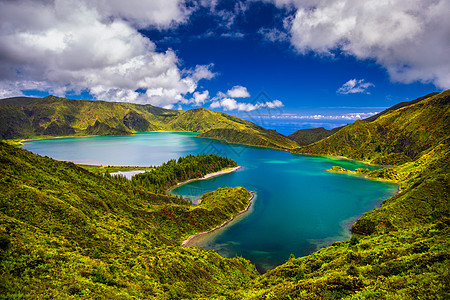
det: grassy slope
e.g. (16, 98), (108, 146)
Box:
(296, 90), (450, 165)
(0, 142), (258, 299)
(0, 96), (298, 150)
(240, 136), (449, 299)
(241, 91), (450, 299)
(363, 92), (439, 122)
(286, 93), (439, 147)
(3, 136), (444, 299)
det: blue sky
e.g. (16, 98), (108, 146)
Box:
(0, 0), (448, 133)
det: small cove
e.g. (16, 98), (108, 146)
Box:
(23, 132), (398, 272)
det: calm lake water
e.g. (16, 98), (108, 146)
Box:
(23, 132), (398, 272)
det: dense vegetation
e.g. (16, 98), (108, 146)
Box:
(296, 90), (450, 165)
(0, 141), (258, 298)
(243, 137), (449, 299)
(0, 96), (297, 150)
(0, 90), (448, 298)
(127, 154), (237, 194)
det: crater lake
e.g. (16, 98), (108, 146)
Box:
(23, 132), (398, 272)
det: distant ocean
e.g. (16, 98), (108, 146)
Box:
(244, 118), (351, 136)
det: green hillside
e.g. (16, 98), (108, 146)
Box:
(295, 90), (450, 165)
(288, 126), (343, 146)
(363, 92), (439, 122)
(287, 92), (439, 147)
(0, 96), (298, 150)
(1, 130), (448, 298)
(0, 141), (258, 298)
(1, 91), (448, 298)
(0, 96), (180, 139)
(245, 138), (449, 299)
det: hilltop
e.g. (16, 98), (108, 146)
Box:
(295, 90), (450, 165)
(0, 95), (297, 150)
(287, 92), (441, 147)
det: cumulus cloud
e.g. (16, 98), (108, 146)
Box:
(227, 85), (250, 98)
(210, 97), (284, 112)
(191, 90), (210, 106)
(210, 86), (284, 112)
(0, 0), (214, 106)
(93, 0), (191, 29)
(337, 79), (374, 94)
(270, 0), (450, 89)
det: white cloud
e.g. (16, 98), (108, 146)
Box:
(93, 0), (192, 29)
(270, 0), (450, 89)
(210, 97), (284, 112)
(191, 90), (210, 106)
(265, 99), (284, 108)
(337, 79), (374, 95)
(0, 0), (214, 106)
(189, 64), (217, 82)
(227, 86), (250, 98)
(210, 86), (284, 112)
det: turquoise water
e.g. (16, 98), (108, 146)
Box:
(23, 132), (398, 272)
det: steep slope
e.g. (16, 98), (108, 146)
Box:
(296, 90), (450, 165)
(242, 137), (449, 299)
(167, 108), (247, 132)
(288, 126), (343, 146)
(0, 142), (258, 298)
(363, 92), (439, 122)
(287, 92), (439, 149)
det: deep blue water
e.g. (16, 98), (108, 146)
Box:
(23, 132), (398, 272)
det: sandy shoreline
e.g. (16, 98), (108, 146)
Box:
(182, 191), (255, 247)
(167, 166), (241, 193)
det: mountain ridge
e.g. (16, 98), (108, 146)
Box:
(287, 92), (440, 147)
(0, 95), (297, 150)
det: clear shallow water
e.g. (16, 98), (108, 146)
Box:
(23, 132), (398, 272)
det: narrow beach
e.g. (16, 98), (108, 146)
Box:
(182, 191), (255, 247)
